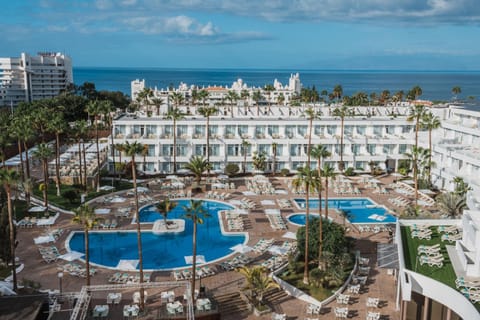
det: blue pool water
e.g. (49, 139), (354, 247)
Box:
(69, 200), (246, 270)
(288, 213), (320, 226)
(292, 198), (396, 224)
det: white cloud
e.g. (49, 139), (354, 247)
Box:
(120, 0), (137, 6)
(123, 15), (220, 36)
(95, 0), (113, 10)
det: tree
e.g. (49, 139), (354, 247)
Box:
(151, 97), (163, 116)
(271, 142), (278, 176)
(182, 200), (211, 301)
(303, 107), (321, 169)
(115, 143), (125, 180)
(184, 156), (209, 188)
(86, 100), (104, 192)
(407, 85), (423, 101)
(277, 93), (285, 106)
(452, 86), (461, 101)
(72, 204), (98, 286)
(252, 151), (267, 172)
(310, 145), (331, 265)
(332, 105), (350, 171)
(241, 140), (251, 174)
(252, 90), (263, 116)
(322, 164), (336, 220)
(47, 112), (67, 196)
(226, 91), (239, 116)
(165, 108), (185, 173)
(453, 177), (472, 198)
(407, 105), (427, 206)
(263, 84), (275, 113)
(237, 266), (280, 304)
(156, 198), (177, 228)
(123, 141), (146, 311)
(72, 120), (89, 188)
(34, 143), (53, 208)
(292, 166), (319, 285)
(171, 92), (184, 110)
(436, 192), (467, 218)
(198, 106), (218, 180)
(198, 89), (209, 107)
(422, 112), (441, 186)
(332, 84), (343, 102)
(0, 168), (19, 291)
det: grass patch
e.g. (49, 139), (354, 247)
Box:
(33, 181), (133, 210)
(0, 265), (11, 279)
(400, 226), (456, 289)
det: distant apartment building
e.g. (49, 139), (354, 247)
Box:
(0, 52), (73, 107)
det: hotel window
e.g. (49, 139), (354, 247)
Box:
(258, 144), (269, 154)
(255, 126), (266, 137)
(194, 125), (205, 137)
(147, 145), (155, 157)
(351, 145), (360, 156)
(314, 125), (324, 136)
(356, 126), (366, 136)
(210, 144), (220, 156)
(195, 145), (207, 156)
(402, 125), (411, 134)
(289, 144), (300, 156)
(268, 125), (279, 136)
(146, 125), (156, 135)
(209, 125), (218, 137)
(399, 144), (407, 154)
(367, 144), (376, 155)
(373, 126), (382, 136)
(177, 125), (187, 136)
(225, 125), (236, 136)
(227, 144), (240, 156)
(275, 144), (284, 156)
(285, 125), (295, 138)
(326, 125), (336, 135)
(344, 126), (353, 136)
(297, 125), (307, 136)
(115, 125), (126, 136)
(386, 125), (395, 134)
(238, 125), (248, 136)
(162, 145), (173, 156)
(164, 125), (173, 136)
(133, 125), (142, 135)
(177, 144), (187, 156)
(382, 145), (393, 154)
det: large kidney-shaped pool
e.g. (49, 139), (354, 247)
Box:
(68, 199), (246, 270)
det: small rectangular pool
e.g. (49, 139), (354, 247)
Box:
(294, 198), (397, 224)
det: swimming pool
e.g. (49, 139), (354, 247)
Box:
(68, 199), (246, 270)
(287, 213), (320, 226)
(293, 198), (396, 224)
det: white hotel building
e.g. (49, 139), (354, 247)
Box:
(0, 52), (73, 107)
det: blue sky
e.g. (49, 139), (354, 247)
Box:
(1, 0), (480, 70)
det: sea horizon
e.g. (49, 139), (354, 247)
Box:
(73, 67), (480, 101)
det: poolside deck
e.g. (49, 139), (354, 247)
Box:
(13, 174), (412, 319)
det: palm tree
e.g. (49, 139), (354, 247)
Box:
(226, 91), (239, 116)
(136, 87), (154, 113)
(303, 107), (321, 169)
(310, 145), (330, 265)
(99, 100), (115, 184)
(47, 112), (67, 196)
(252, 90), (263, 116)
(322, 164), (336, 220)
(277, 93), (285, 106)
(237, 266), (280, 304)
(86, 100), (103, 192)
(0, 168), (20, 291)
(198, 106), (218, 180)
(332, 105), (350, 171)
(422, 112), (441, 186)
(171, 92), (184, 110)
(151, 97), (163, 116)
(182, 200), (211, 301)
(436, 192), (467, 218)
(451, 86), (462, 101)
(123, 141), (146, 311)
(156, 198), (177, 228)
(34, 143), (53, 208)
(72, 204), (97, 286)
(198, 89), (209, 107)
(184, 156), (209, 190)
(271, 142), (278, 176)
(408, 85), (423, 101)
(292, 166), (319, 285)
(72, 120), (88, 188)
(165, 108), (185, 173)
(241, 140), (251, 174)
(332, 84), (343, 103)
(115, 143), (126, 180)
(407, 105), (427, 206)
(263, 84), (275, 113)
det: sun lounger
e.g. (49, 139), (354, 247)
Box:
(441, 233), (462, 242)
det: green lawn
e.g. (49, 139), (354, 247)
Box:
(33, 180), (133, 210)
(401, 226), (456, 289)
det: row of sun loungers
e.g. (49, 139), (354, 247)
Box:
(411, 228), (433, 240)
(261, 255), (287, 271)
(38, 245), (60, 263)
(441, 232), (462, 242)
(437, 225), (460, 234)
(166, 190), (191, 198)
(218, 255), (252, 271)
(417, 244), (441, 256)
(240, 198), (256, 209)
(388, 196), (410, 207)
(96, 219), (118, 229)
(115, 207), (131, 218)
(108, 272), (151, 283)
(252, 238), (275, 253)
(59, 262), (96, 278)
(172, 266), (216, 280)
(276, 199), (292, 209)
(223, 211), (245, 231)
(206, 191), (230, 200)
(267, 213), (287, 230)
(357, 225), (392, 233)
(419, 253), (444, 267)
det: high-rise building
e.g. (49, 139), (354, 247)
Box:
(0, 52), (73, 107)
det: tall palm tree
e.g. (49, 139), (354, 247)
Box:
(156, 198), (177, 228)
(322, 164), (336, 220)
(252, 90), (263, 116)
(310, 145), (331, 265)
(407, 105), (427, 206)
(292, 166), (319, 285)
(115, 143), (125, 180)
(165, 108), (185, 173)
(11, 115), (24, 181)
(0, 168), (20, 291)
(86, 100), (104, 192)
(182, 200), (211, 301)
(151, 97), (163, 116)
(72, 204), (98, 286)
(33, 143), (53, 208)
(72, 120), (89, 189)
(263, 84), (275, 113)
(198, 89), (209, 107)
(226, 91), (239, 116)
(100, 100), (115, 185)
(303, 107), (321, 169)
(47, 112), (67, 196)
(422, 112), (441, 186)
(332, 84), (343, 103)
(451, 86), (462, 101)
(271, 142), (278, 176)
(198, 106), (218, 180)
(123, 141), (146, 310)
(184, 156), (209, 190)
(141, 144), (149, 172)
(171, 92), (184, 110)
(332, 105), (350, 172)
(241, 140), (251, 174)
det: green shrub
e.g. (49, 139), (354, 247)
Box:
(344, 167), (355, 176)
(62, 189), (78, 204)
(225, 163), (240, 176)
(280, 168), (290, 177)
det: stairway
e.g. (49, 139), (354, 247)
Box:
(263, 288), (291, 312)
(214, 292), (251, 319)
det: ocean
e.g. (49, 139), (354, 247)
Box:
(73, 68), (480, 101)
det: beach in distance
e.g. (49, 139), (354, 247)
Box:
(74, 67), (480, 101)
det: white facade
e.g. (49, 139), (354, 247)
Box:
(0, 52), (73, 107)
(111, 105), (415, 174)
(455, 210), (480, 278)
(131, 79), (145, 102)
